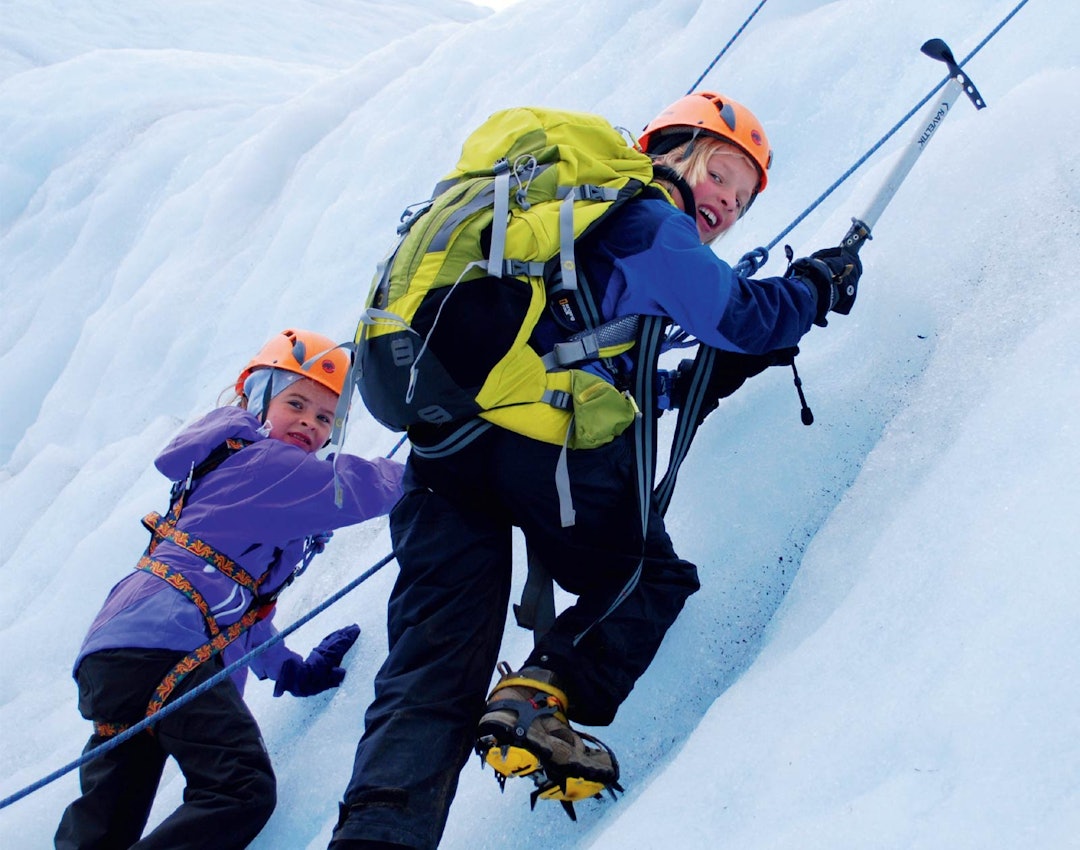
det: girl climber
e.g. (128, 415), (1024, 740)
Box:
(55, 328), (404, 850)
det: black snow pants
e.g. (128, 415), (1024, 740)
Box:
(55, 648), (275, 850)
(330, 426), (700, 850)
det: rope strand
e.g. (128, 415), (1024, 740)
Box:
(686, 0), (770, 94)
(760, 0), (1031, 258)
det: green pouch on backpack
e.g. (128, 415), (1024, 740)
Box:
(567, 369), (638, 449)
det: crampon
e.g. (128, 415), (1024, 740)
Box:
(475, 728), (623, 820)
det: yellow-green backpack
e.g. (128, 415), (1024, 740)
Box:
(353, 106), (672, 450)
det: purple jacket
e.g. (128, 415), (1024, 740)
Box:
(76, 405), (404, 694)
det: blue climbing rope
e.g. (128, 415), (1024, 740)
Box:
(686, 0), (770, 95)
(757, 0), (1031, 260)
(0, 0), (1034, 815)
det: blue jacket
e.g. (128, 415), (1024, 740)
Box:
(536, 195), (819, 379)
(76, 405), (404, 693)
(593, 197), (817, 352)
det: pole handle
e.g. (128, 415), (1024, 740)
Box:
(840, 217), (872, 255)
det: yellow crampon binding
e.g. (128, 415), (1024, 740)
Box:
(476, 730), (622, 821)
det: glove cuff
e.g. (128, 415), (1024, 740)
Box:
(273, 657), (302, 698)
(790, 257), (836, 326)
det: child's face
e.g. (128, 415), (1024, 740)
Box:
(689, 150), (759, 243)
(264, 377), (338, 452)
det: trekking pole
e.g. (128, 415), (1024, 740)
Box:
(839, 38), (986, 254)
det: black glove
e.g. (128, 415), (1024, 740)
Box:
(789, 246), (862, 326)
(273, 624), (361, 698)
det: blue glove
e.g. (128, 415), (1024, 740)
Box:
(308, 531), (333, 554)
(273, 624), (361, 698)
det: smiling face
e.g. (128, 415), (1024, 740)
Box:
(685, 149), (760, 243)
(263, 376), (338, 452)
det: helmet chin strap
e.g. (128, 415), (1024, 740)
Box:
(260, 374), (275, 425)
(651, 164), (697, 219)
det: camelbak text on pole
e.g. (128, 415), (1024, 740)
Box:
(841, 38), (986, 254)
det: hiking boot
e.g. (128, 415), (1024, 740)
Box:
(476, 662), (618, 787)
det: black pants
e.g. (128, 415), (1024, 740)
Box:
(55, 649), (276, 850)
(331, 428), (700, 849)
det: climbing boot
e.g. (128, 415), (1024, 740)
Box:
(475, 662), (621, 819)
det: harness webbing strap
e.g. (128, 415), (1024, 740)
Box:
(141, 513), (260, 593)
(144, 604), (266, 718)
(93, 602), (269, 739)
(568, 314), (665, 647)
(92, 720), (131, 738)
(513, 552), (557, 638)
(90, 436), (278, 740)
(135, 556), (226, 637)
(654, 344), (718, 516)
(632, 316), (666, 537)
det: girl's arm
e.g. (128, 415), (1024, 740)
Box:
(181, 445), (404, 546)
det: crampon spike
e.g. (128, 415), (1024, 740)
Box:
(476, 726), (621, 819)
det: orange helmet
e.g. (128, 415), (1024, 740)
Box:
(639, 91), (772, 193)
(234, 328), (350, 398)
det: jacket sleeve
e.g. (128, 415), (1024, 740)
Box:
(242, 618), (303, 684)
(608, 206), (820, 354)
(155, 406), (265, 481)
(176, 445), (404, 550)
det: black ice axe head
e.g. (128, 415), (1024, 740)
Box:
(920, 38), (987, 110)
(840, 37), (988, 254)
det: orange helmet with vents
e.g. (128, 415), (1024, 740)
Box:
(639, 91), (772, 193)
(234, 328), (350, 398)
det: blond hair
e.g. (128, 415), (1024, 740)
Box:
(651, 135), (756, 190)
